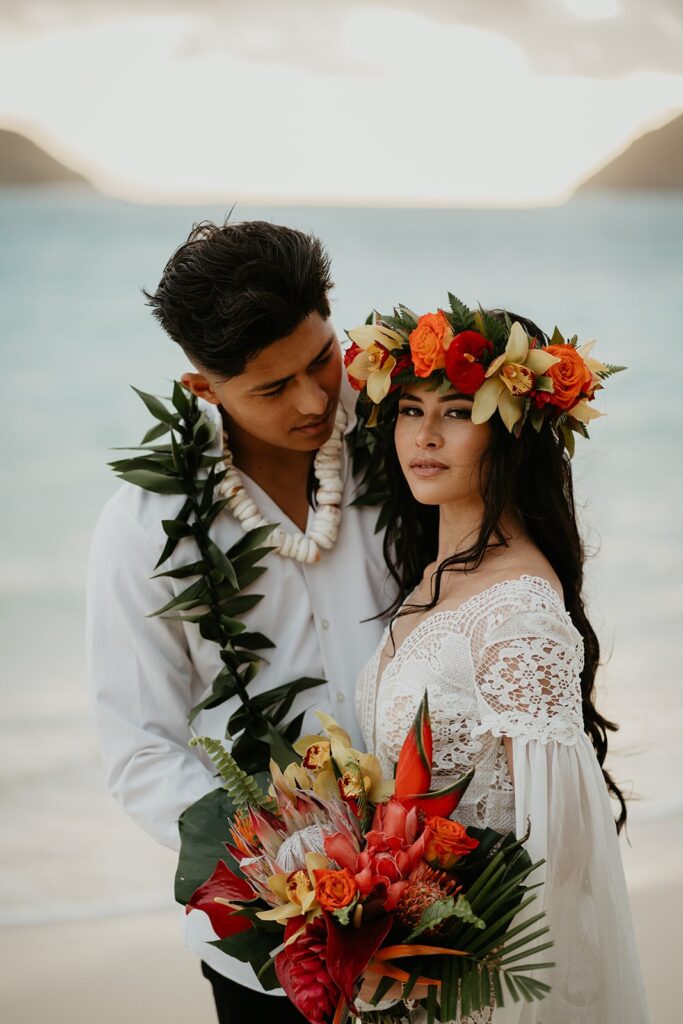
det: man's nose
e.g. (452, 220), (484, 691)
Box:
(295, 377), (329, 417)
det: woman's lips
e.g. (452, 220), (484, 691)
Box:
(409, 458), (449, 478)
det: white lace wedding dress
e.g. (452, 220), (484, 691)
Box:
(355, 575), (649, 1024)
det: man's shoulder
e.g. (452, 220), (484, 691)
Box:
(96, 479), (177, 548)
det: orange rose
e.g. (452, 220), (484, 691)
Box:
(423, 816), (479, 870)
(408, 311), (453, 378)
(314, 867), (358, 912)
(542, 344), (594, 411)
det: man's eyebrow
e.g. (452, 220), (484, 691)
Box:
(249, 336), (335, 393)
(400, 391), (471, 403)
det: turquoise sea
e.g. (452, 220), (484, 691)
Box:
(1, 190), (681, 925)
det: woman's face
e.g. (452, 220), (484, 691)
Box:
(394, 383), (492, 506)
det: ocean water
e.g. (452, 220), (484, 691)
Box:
(0, 190), (681, 925)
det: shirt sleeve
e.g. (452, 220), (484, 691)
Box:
(86, 494), (222, 851)
(472, 605), (649, 1023)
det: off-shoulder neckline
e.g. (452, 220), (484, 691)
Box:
(377, 573), (570, 670)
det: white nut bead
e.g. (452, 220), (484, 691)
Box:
(225, 489), (247, 508)
(278, 533), (297, 558)
(317, 493), (342, 505)
(231, 497), (257, 519)
(309, 530), (334, 550)
(242, 514), (265, 532)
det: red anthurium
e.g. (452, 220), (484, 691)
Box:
(324, 910), (393, 1011)
(401, 767), (475, 818)
(394, 691), (432, 800)
(186, 860), (255, 939)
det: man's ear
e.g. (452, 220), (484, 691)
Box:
(180, 371), (220, 405)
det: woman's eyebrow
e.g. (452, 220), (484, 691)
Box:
(400, 392), (471, 403)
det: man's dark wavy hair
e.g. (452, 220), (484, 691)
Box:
(143, 219), (333, 378)
(377, 309), (628, 832)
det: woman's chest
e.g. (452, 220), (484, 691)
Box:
(371, 621), (485, 765)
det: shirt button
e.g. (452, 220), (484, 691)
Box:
(322, 619), (330, 631)
(336, 691), (345, 703)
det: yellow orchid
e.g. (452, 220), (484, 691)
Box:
(256, 851), (330, 922)
(314, 711), (394, 803)
(472, 322), (560, 432)
(268, 758), (312, 803)
(345, 323), (404, 404)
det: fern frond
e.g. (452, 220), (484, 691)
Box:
(189, 735), (272, 810)
(595, 362), (627, 379)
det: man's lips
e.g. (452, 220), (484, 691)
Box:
(409, 457), (449, 477)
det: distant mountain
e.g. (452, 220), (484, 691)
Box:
(575, 113), (683, 193)
(0, 129), (93, 188)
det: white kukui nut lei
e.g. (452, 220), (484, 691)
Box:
(216, 405), (348, 564)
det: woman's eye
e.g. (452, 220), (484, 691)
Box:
(262, 384), (286, 398)
(398, 406), (421, 416)
(446, 407), (472, 419)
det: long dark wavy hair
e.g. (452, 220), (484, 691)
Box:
(376, 309), (627, 831)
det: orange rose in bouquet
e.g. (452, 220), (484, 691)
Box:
(314, 868), (358, 913)
(423, 815), (480, 870)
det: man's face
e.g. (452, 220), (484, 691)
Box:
(182, 312), (343, 453)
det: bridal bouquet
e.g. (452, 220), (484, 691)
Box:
(176, 695), (552, 1023)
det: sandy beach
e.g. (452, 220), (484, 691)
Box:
(0, 879), (674, 1023)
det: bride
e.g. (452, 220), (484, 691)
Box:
(348, 302), (649, 1023)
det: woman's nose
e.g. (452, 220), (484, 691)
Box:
(415, 418), (443, 449)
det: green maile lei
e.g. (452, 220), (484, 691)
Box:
(110, 382), (381, 775)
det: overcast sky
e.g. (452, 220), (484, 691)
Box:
(1, 0), (682, 204)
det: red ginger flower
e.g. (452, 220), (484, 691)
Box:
(324, 797), (424, 912)
(444, 331), (493, 395)
(279, 915), (341, 1024)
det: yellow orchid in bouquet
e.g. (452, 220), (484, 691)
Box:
(294, 712), (394, 808)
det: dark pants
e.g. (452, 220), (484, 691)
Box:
(201, 962), (309, 1024)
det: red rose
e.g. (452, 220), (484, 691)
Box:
(389, 352), (413, 392)
(444, 331), (493, 395)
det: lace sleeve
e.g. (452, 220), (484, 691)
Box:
(471, 601), (585, 746)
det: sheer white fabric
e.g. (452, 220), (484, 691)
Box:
(355, 575), (649, 1024)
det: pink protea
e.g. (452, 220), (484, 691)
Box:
(277, 916), (340, 1024)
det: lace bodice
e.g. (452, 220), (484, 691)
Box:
(355, 575), (585, 835)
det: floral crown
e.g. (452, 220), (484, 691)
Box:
(344, 294), (624, 454)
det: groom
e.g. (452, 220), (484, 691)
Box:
(86, 219), (392, 1023)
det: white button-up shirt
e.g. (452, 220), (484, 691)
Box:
(86, 382), (393, 991)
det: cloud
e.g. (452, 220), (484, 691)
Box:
(1, 0), (682, 78)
